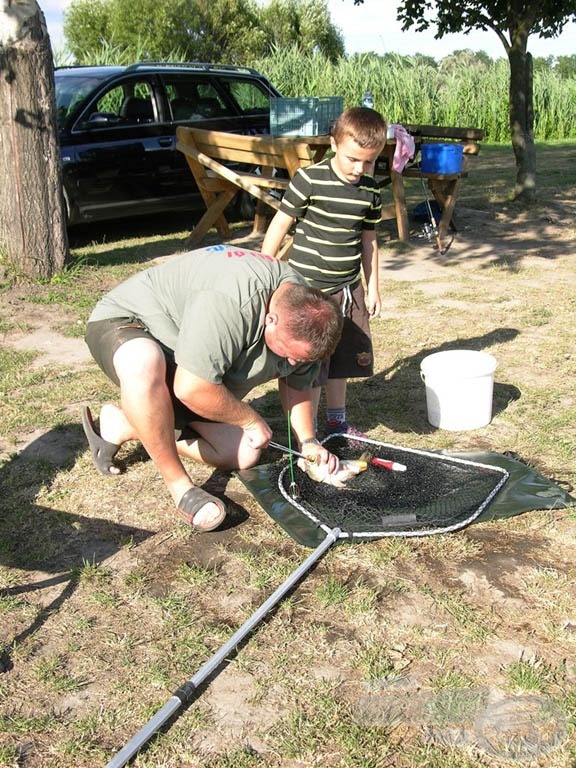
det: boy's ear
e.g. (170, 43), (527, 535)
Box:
(330, 136), (338, 153)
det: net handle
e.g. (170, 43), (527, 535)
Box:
(104, 527), (341, 768)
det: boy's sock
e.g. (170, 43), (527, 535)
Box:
(325, 409), (367, 444)
(326, 408), (346, 425)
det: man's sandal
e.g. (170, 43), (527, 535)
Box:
(81, 406), (121, 476)
(177, 487), (226, 532)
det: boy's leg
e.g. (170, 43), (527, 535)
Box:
(311, 385), (322, 433)
(324, 282), (373, 438)
(326, 378), (348, 423)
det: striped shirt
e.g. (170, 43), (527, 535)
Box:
(280, 156), (381, 293)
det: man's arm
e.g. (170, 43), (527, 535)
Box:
(262, 209), (295, 258)
(174, 366), (272, 448)
(278, 379), (339, 472)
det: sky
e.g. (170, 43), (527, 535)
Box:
(43, 0), (576, 60)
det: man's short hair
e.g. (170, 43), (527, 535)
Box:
(332, 107), (387, 150)
(278, 284), (343, 359)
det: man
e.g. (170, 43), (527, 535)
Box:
(82, 245), (343, 532)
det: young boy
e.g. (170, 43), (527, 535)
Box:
(261, 106), (387, 440)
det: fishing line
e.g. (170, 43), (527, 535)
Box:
(285, 398), (300, 499)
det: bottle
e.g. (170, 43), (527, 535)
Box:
(362, 90), (374, 109)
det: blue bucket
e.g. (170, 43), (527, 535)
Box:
(420, 143), (463, 174)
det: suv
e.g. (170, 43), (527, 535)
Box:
(55, 62), (282, 225)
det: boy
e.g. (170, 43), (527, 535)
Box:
(262, 106), (387, 440)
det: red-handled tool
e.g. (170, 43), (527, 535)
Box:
(371, 457), (407, 472)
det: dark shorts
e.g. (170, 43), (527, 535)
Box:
(85, 317), (203, 432)
(315, 280), (373, 385)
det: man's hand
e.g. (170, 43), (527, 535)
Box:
(300, 441), (340, 474)
(242, 417), (272, 450)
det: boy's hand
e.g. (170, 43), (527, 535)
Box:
(366, 288), (381, 317)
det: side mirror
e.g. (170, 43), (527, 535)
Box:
(82, 112), (120, 128)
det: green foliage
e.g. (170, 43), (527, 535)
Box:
(397, 0), (576, 46)
(555, 53), (576, 78)
(58, 0), (576, 144)
(63, 0), (112, 61)
(62, 0), (343, 64)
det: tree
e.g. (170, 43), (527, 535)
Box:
(64, 0), (344, 64)
(555, 54), (576, 78)
(64, 0), (268, 62)
(395, 0), (576, 202)
(260, 0), (345, 61)
(0, 0), (68, 277)
(63, 0), (114, 62)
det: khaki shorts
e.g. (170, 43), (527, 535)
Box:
(85, 317), (202, 431)
(315, 280), (374, 385)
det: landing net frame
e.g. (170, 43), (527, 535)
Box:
(275, 434), (509, 539)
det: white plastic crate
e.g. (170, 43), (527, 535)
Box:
(269, 96), (343, 136)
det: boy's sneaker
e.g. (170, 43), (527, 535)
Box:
(324, 420), (367, 447)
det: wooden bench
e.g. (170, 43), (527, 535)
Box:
(176, 127), (328, 249)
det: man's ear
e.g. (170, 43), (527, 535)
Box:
(265, 312), (278, 327)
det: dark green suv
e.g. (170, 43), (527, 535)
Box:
(55, 62), (281, 225)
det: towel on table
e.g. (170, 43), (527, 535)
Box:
(391, 124), (416, 173)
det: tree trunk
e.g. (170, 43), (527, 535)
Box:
(508, 46), (537, 203)
(0, 2), (69, 278)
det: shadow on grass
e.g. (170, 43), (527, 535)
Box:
(67, 202), (253, 267)
(255, 327), (521, 448)
(349, 327), (522, 435)
(0, 427), (156, 673)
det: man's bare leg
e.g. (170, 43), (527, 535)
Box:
(176, 421), (261, 470)
(98, 337), (223, 528)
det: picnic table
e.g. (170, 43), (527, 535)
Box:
(176, 124), (484, 253)
(176, 127), (331, 256)
(380, 124), (485, 247)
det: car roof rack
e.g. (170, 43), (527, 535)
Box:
(124, 62), (261, 76)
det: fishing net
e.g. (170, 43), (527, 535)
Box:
(109, 438), (573, 767)
(263, 435), (509, 540)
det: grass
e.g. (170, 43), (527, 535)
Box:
(0, 144), (575, 766)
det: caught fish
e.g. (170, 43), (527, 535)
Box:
(297, 457), (368, 488)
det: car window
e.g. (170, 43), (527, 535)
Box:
(160, 75), (232, 121)
(79, 79), (156, 129)
(222, 78), (271, 114)
(55, 75), (108, 130)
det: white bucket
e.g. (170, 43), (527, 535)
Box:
(420, 350), (497, 431)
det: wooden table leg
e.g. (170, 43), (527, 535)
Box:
(185, 188), (235, 246)
(391, 168), (410, 242)
(428, 177), (460, 242)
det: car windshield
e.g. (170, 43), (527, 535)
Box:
(55, 74), (109, 129)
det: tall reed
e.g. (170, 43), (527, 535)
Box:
(252, 47), (576, 141)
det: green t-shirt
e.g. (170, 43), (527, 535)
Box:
(89, 245), (320, 396)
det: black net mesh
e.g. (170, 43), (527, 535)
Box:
(270, 436), (508, 538)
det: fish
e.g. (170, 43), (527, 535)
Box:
(297, 457), (368, 488)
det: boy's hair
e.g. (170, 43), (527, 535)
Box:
(279, 284), (343, 359)
(331, 107), (387, 149)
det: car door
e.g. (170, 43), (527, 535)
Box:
(154, 72), (280, 203)
(62, 76), (174, 222)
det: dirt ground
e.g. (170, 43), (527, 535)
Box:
(1, 174), (576, 766)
